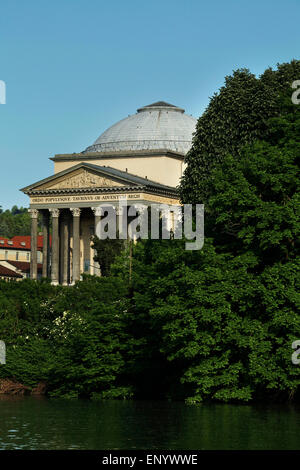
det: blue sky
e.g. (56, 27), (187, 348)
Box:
(0, 0), (299, 209)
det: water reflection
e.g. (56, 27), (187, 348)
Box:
(0, 397), (299, 450)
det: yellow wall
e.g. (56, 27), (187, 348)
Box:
(0, 249), (42, 262)
(54, 155), (184, 188)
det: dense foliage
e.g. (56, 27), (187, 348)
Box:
(0, 206), (32, 237)
(180, 59), (300, 205)
(0, 277), (138, 399)
(118, 238), (299, 402)
(92, 236), (125, 277)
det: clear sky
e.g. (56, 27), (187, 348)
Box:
(0, 0), (299, 209)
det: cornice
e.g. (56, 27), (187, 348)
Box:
(25, 185), (178, 199)
(50, 149), (185, 162)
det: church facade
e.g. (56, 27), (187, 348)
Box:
(21, 101), (197, 285)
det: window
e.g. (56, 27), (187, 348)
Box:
(5, 251), (8, 260)
(16, 252), (19, 261)
(26, 253), (30, 261)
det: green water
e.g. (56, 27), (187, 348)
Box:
(0, 396), (299, 450)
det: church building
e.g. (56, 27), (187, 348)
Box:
(21, 101), (197, 285)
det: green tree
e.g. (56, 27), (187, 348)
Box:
(0, 206), (32, 237)
(115, 79), (300, 402)
(180, 60), (300, 205)
(92, 235), (125, 277)
(0, 277), (138, 399)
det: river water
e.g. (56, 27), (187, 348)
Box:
(0, 397), (299, 450)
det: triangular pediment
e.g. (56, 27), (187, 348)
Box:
(38, 168), (124, 190)
(21, 162), (174, 195)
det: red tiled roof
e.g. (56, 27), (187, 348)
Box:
(1, 260), (43, 273)
(0, 235), (51, 250)
(0, 265), (23, 278)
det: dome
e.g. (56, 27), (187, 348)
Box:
(84, 101), (197, 154)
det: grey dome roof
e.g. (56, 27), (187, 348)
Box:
(84, 101), (197, 155)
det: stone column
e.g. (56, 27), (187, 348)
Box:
(49, 208), (60, 285)
(42, 211), (50, 278)
(71, 208), (81, 283)
(62, 214), (70, 286)
(91, 207), (102, 276)
(116, 205), (128, 240)
(28, 209), (39, 280)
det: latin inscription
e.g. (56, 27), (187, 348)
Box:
(30, 194), (141, 204)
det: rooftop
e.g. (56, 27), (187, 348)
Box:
(84, 101), (197, 155)
(0, 260), (42, 273)
(0, 265), (23, 278)
(0, 236), (48, 250)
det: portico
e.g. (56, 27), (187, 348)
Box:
(23, 163), (179, 284)
(28, 206), (97, 285)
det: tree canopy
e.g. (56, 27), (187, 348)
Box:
(0, 206), (31, 238)
(180, 60), (300, 205)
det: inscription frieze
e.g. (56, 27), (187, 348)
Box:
(29, 192), (179, 206)
(30, 193), (141, 204)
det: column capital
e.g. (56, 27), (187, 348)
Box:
(49, 208), (60, 218)
(28, 208), (39, 219)
(70, 208), (81, 217)
(91, 206), (102, 217)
